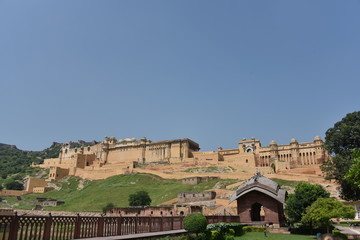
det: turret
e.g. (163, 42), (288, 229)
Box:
(270, 140), (278, 158)
(289, 138), (299, 165)
(314, 136), (323, 144)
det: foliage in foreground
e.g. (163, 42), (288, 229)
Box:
(183, 213), (207, 236)
(285, 182), (330, 224)
(301, 198), (355, 229)
(207, 222), (244, 240)
(345, 149), (360, 188)
(243, 226), (267, 232)
(321, 111), (360, 200)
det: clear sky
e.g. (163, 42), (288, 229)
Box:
(0, 0), (359, 151)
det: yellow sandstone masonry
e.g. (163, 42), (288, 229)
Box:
(35, 136), (328, 180)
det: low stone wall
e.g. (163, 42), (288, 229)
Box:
(0, 190), (28, 197)
(15, 209), (102, 216)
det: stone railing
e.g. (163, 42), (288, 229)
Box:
(0, 214), (239, 240)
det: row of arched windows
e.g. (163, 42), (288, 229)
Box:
(258, 151), (318, 167)
(299, 152), (317, 165)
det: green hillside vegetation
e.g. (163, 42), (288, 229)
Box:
(0, 143), (60, 190)
(0, 145), (42, 179)
(0, 143), (62, 178)
(0, 141), (97, 190)
(4, 173), (237, 211)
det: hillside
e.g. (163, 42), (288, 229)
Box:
(0, 142), (61, 179)
(1, 173), (238, 211)
(0, 141), (100, 190)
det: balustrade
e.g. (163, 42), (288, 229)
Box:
(0, 213), (238, 240)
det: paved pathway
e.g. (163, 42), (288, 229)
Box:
(336, 226), (360, 236)
(83, 229), (187, 240)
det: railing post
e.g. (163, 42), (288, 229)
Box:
(160, 216), (163, 232)
(117, 217), (122, 235)
(43, 213), (52, 240)
(9, 212), (19, 240)
(74, 214), (81, 239)
(134, 217), (138, 234)
(180, 216), (183, 229)
(171, 216), (174, 230)
(97, 215), (104, 237)
(148, 216), (152, 233)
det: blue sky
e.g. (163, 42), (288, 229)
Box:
(0, 1), (359, 151)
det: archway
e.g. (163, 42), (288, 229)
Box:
(271, 163), (276, 173)
(251, 202), (262, 221)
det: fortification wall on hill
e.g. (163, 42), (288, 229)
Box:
(35, 136), (327, 180)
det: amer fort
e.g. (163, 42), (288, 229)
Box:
(2, 135), (360, 240)
(36, 136), (328, 181)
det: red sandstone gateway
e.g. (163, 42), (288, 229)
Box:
(229, 173), (287, 227)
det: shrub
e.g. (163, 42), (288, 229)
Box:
(243, 226), (266, 232)
(206, 223), (244, 240)
(228, 229), (235, 236)
(102, 202), (115, 214)
(210, 230), (220, 240)
(183, 213), (207, 236)
(332, 230), (348, 240)
(224, 235), (234, 240)
(5, 181), (23, 190)
(128, 191), (152, 206)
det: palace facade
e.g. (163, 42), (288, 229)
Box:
(36, 136), (328, 180)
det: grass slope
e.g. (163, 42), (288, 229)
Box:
(18, 173), (237, 211)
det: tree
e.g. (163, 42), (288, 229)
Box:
(5, 181), (24, 190)
(321, 111), (360, 200)
(128, 191), (152, 206)
(0, 184), (3, 191)
(285, 182), (330, 224)
(346, 150), (360, 187)
(301, 198), (355, 232)
(102, 202), (115, 214)
(183, 213), (207, 237)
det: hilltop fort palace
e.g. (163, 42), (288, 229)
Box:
(36, 136), (328, 180)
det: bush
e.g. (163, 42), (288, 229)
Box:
(224, 235), (234, 240)
(227, 229), (235, 236)
(183, 213), (207, 236)
(243, 226), (267, 232)
(206, 223), (244, 240)
(332, 230), (348, 240)
(210, 230), (220, 240)
(128, 191), (152, 206)
(5, 181), (23, 190)
(102, 203), (115, 214)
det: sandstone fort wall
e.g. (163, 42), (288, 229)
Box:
(36, 136), (327, 180)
